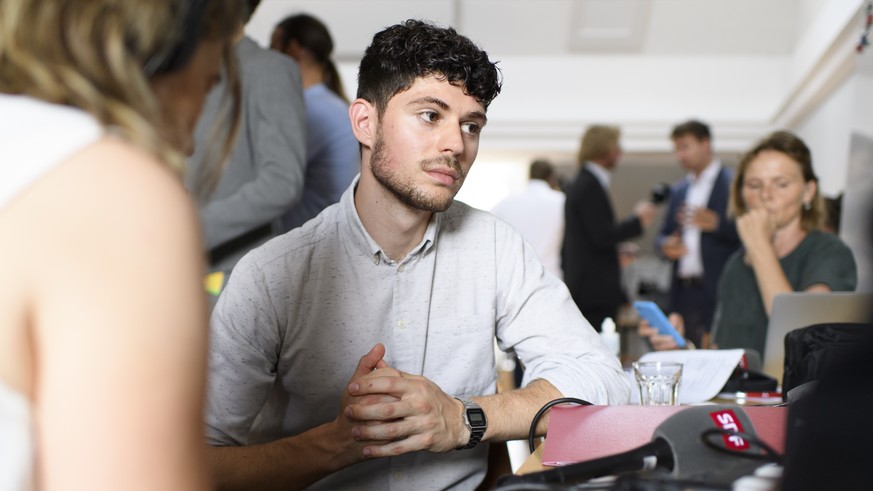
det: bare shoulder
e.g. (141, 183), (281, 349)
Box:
(15, 135), (205, 305)
(68, 137), (195, 215)
(52, 136), (200, 248)
(1, 134), (200, 270)
(15, 137), (211, 490)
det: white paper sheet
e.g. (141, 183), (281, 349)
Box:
(627, 349), (745, 404)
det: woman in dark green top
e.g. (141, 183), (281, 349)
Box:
(640, 131), (857, 354)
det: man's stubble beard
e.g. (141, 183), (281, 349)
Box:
(369, 129), (466, 213)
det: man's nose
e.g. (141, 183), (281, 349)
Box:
(439, 126), (464, 156)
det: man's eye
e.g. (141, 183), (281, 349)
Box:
(419, 111), (438, 123)
(461, 122), (481, 135)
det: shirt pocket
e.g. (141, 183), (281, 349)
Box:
(424, 310), (497, 398)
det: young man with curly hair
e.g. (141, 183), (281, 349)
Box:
(204, 19), (629, 490)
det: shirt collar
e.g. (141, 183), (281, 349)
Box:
(584, 161), (612, 189)
(687, 159), (721, 185)
(340, 175), (439, 265)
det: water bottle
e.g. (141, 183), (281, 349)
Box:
(600, 317), (620, 356)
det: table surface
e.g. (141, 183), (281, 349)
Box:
(517, 445), (546, 475)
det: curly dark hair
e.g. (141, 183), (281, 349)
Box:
(357, 19), (502, 114)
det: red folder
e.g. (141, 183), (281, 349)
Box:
(542, 405), (787, 466)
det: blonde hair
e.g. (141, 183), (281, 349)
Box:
(190, 0), (244, 199)
(578, 125), (620, 163)
(0, 0), (241, 178)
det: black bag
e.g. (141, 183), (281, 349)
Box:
(780, 325), (873, 490)
(720, 366), (778, 393)
(782, 322), (873, 398)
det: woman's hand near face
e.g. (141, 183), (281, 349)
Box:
(736, 207), (776, 252)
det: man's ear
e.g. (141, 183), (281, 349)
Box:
(349, 98), (376, 148)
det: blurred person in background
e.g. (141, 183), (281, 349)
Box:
(640, 131), (857, 355)
(187, 0), (307, 274)
(491, 159), (565, 279)
(655, 120), (741, 347)
(271, 13), (360, 232)
(562, 125), (657, 332)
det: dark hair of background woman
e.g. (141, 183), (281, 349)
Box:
(274, 13), (348, 102)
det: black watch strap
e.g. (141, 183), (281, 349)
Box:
(456, 398), (486, 450)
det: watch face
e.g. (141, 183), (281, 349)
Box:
(469, 411), (486, 425)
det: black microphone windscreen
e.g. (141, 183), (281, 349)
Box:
(650, 182), (671, 204)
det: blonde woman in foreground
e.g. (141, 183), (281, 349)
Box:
(0, 0), (241, 489)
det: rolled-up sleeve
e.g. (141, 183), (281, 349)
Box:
(205, 257), (283, 445)
(494, 224), (631, 404)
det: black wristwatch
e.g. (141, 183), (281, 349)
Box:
(456, 398), (487, 450)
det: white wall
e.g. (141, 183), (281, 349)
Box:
(793, 76), (854, 196)
(789, 1), (872, 211)
(852, 58), (873, 136)
(794, 50), (873, 290)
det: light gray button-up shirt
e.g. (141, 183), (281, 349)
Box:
(206, 178), (630, 490)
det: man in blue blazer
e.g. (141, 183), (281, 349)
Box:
(656, 120), (741, 347)
(563, 125), (657, 332)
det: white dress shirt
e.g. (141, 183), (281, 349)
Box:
(490, 179), (566, 278)
(584, 161), (612, 191)
(678, 160), (722, 278)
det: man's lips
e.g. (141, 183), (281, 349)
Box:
(425, 167), (461, 185)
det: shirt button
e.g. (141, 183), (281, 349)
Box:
(398, 264), (405, 272)
(397, 319), (406, 329)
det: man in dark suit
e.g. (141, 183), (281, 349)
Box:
(656, 120), (741, 347)
(562, 125), (657, 332)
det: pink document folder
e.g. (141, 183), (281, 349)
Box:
(542, 405), (787, 466)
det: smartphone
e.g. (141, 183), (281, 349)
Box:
(633, 300), (686, 348)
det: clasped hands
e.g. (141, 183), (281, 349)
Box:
(332, 344), (469, 463)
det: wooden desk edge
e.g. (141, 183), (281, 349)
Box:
(516, 444), (547, 475)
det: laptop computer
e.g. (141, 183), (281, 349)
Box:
(762, 292), (873, 384)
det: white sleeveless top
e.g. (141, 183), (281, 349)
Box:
(0, 94), (103, 491)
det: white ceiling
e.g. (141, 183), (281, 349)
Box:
(251, 0), (803, 59)
(247, 0), (867, 161)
